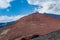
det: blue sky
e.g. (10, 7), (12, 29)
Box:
(0, 0), (60, 23)
(0, 0), (37, 16)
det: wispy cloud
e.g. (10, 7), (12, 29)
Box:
(27, 0), (60, 15)
(0, 0), (13, 9)
(0, 15), (25, 23)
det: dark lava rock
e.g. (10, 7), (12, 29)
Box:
(31, 30), (60, 40)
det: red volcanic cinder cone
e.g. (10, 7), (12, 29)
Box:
(0, 12), (60, 40)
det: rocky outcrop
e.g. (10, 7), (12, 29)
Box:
(0, 12), (60, 40)
(30, 30), (60, 40)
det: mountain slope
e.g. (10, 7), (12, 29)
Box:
(0, 12), (60, 40)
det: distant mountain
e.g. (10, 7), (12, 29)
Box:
(0, 22), (14, 28)
(45, 13), (60, 18)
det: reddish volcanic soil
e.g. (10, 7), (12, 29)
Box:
(0, 12), (60, 40)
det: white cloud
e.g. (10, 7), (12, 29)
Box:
(0, 0), (13, 9)
(27, 0), (60, 15)
(0, 15), (25, 23)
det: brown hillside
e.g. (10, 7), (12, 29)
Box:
(0, 12), (60, 40)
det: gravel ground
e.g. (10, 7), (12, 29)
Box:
(30, 30), (60, 40)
